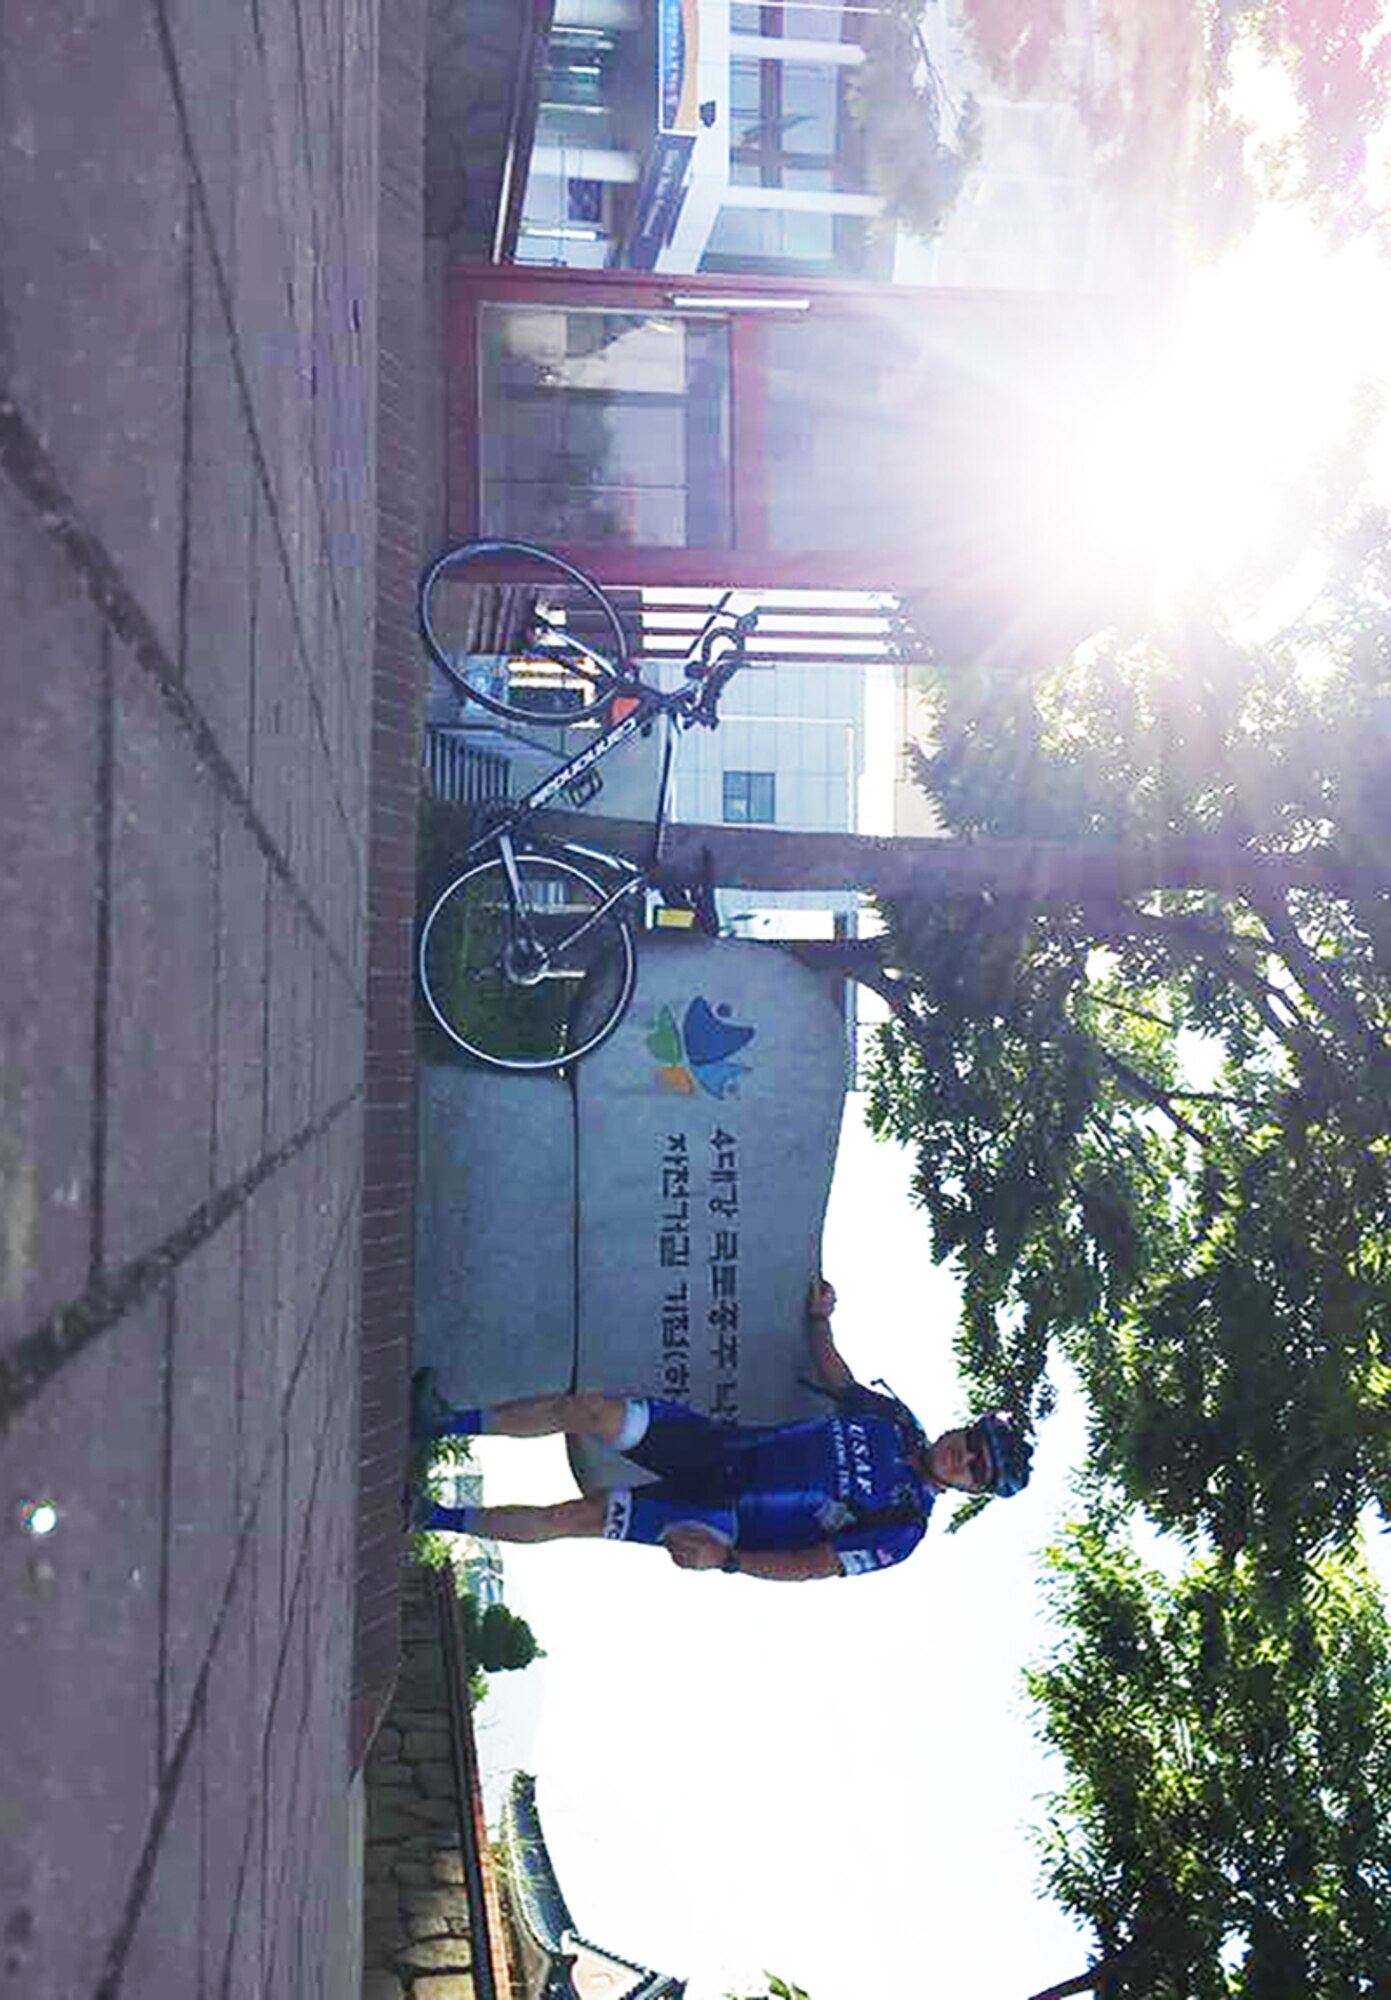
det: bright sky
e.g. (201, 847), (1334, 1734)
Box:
(1038, 207), (1391, 631)
(1036, 43), (1391, 630)
(468, 1098), (1093, 2000)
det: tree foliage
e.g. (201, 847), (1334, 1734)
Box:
(725, 1979), (811, 2000)
(957, 0), (1391, 255)
(845, 0), (983, 240)
(866, 510), (1391, 1586)
(1025, 1511), (1391, 1997)
(960, 0), (1069, 97)
(1231, 0), (1391, 237)
(1116, 0), (1390, 247)
(463, 1596), (542, 1673)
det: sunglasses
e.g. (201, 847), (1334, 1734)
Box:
(964, 1427), (994, 1492)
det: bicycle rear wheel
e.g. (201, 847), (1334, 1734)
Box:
(420, 539), (633, 726)
(418, 850), (638, 1071)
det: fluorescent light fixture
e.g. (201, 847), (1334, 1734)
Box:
(667, 294), (812, 312)
(520, 224), (605, 243)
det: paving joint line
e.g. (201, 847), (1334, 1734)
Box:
(88, 627), (116, 1285)
(154, 0), (374, 878)
(0, 391), (366, 1003)
(156, 1279), (177, 1776)
(175, 179), (197, 686)
(94, 1167), (361, 1999)
(0, 1089), (361, 1437)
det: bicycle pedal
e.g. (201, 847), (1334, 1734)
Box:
(562, 767), (604, 809)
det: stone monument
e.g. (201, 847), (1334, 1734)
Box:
(414, 933), (849, 1483)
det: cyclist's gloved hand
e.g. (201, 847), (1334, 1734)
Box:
(808, 1276), (836, 1318)
(665, 1527), (730, 1570)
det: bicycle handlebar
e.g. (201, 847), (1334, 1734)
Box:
(693, 609), (759, 726)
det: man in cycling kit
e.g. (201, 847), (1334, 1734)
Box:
(409, 1280), (1032, 1580)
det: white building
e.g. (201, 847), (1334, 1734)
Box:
(517, 0), (1121, 293)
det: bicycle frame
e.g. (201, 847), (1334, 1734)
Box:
(462, 675), (683, 871)
(456, 613), (738, 963)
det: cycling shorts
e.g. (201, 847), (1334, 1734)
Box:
(601, 1399), (826, 1552)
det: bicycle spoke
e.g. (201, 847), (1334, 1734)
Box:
(418, 852), (637, 1071)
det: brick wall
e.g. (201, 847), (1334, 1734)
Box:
(353, 0), (430, 1766)
(362, 1567), (511, 2000)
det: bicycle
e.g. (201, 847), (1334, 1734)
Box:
(417, 538), (758, 1073)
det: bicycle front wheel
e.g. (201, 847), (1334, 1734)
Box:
(420, 539), (633, 726)
(418, 850), (638, 1071)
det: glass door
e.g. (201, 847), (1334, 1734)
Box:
(477, 303), (733, 549)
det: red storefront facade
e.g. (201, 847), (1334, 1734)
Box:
(446, 261), (1131, 616)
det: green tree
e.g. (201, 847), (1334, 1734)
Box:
(1066, 0), (1391, 258)
(1023, 1511), (1391, 1997)
(865, 510), (1391, 1580)
(960, 0), (1068, 97)
(1214, 0), (1391, 239)
(726, 1979), (811, 2000)
(845, 1), (983, 240)
(461, 1594), (542, 1673)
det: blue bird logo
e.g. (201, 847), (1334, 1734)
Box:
(645, 996), (756, 1098)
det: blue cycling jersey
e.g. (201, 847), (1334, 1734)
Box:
(618, 1385), (935, 1576)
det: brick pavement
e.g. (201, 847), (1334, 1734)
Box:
(0, 2), (426, 1993)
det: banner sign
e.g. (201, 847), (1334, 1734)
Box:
(627, 132), (696, 270)
(657, 0), (700, 135)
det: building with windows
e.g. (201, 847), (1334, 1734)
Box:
(517, 0), (1122, 294)
(640, 586), (906, 938)
(498, 1773), (688, 2000)
(519, 0), (887, 278)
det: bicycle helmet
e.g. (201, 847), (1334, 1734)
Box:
(968, 1410), (1033, 1498)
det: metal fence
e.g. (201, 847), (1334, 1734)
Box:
(424, 728), (513, 807)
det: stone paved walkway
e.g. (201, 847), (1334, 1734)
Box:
(0, 1), (426, 1992)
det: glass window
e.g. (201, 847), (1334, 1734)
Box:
(705, 205), (836, 266)
(758, 308), (1040, 559)
(768, 320), (925, 549)
(703, 207), (875, 278)
(732, 2), (851, 40)
(784, 3), (850, 35)
(780, 65), (838, 151)
(723, 771), (776, 823)
(567, 179), (604, 224)
(543, 27), (621, 109)
(729, 58), (865, 195)
(731, 58), (763, 124)
(479, 307), (733, 548)
(530, 27), (629, 196)
(537, 103), (618, 149)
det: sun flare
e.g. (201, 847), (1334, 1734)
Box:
(1034, 213), (1391, 627)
